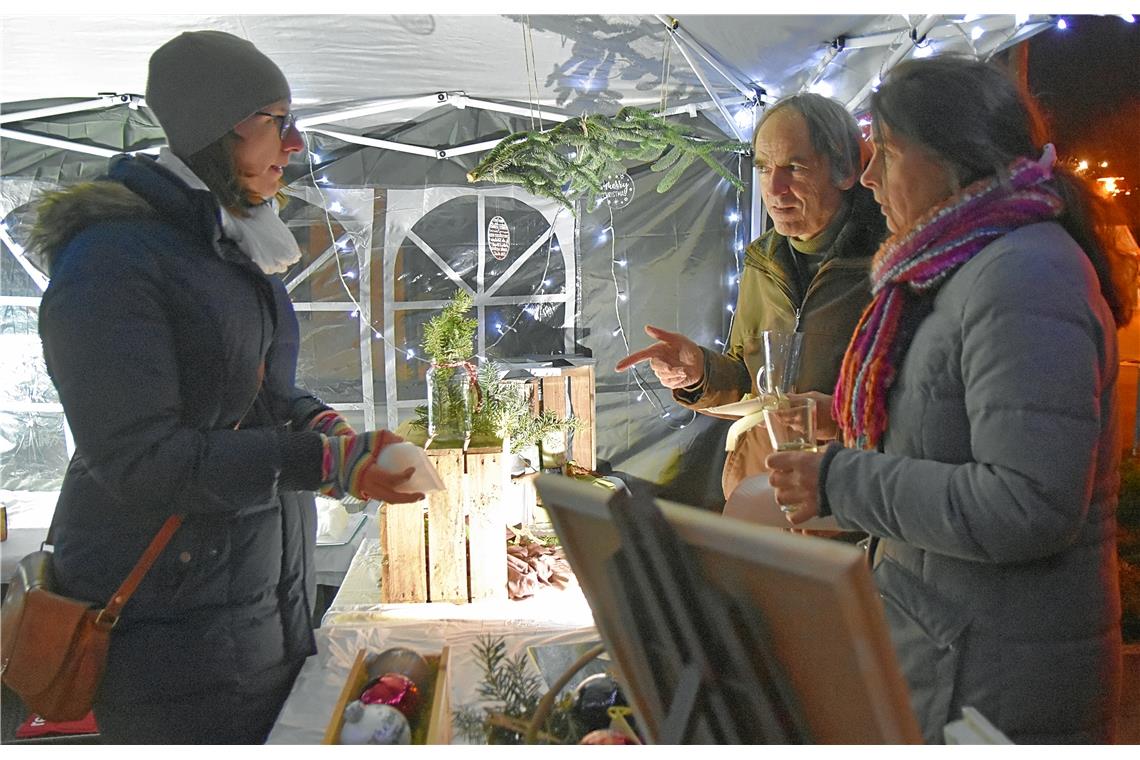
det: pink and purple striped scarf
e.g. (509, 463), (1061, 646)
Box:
(834, 145), (1064, 449)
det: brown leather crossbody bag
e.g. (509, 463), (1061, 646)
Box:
(0, 515), (182, 721)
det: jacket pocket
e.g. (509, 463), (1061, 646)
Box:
(874, 555), (971, 743)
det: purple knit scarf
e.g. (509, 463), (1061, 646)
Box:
(834, 145), (1064, 449)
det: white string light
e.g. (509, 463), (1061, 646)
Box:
(299, 135), (572, 366)
(604, 203), (697, 430)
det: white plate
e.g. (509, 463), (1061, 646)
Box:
(706, 397), (766, 418)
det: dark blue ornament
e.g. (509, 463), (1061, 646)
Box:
(571, 672), (627, 734)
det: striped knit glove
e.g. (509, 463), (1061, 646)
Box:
(307, 409), (357, 437)
(319, 430), (400, 500)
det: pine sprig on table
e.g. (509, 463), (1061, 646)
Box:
(452, 634), (585, 745)
(467, 105), (748, 212)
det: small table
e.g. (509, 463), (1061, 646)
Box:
(1, 511), (367, 589)
(1, 527), (49, 583)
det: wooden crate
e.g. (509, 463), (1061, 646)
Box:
(379, 445), (508, 604)
(525, 363), (597, 471)
(322, 647), (450, 745)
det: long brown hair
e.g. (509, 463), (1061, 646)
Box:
(870, 56), (1136, 326)
(180, 132), (253, 217)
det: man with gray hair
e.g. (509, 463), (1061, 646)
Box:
(617, 93), (886, 503)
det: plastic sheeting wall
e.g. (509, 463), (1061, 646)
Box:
(0, 105), (746, 520)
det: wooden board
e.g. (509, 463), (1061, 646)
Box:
(465, 447), (507, 601)
(379, 501), (426, 603)
(540, 376), (568, 420)
(536, 475), (922, 744)
(323, 648), (449, 744)
(567, 365), (596, 470)
(426, 448), (466, 603)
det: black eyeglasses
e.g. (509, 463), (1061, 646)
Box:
(255, 111), (297, 140)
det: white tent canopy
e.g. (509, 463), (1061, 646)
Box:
(1, 14), (1054, 147)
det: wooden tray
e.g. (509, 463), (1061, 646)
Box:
(322, 647), (450, 744)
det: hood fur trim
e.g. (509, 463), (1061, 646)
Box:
(29, 181), (156, 275)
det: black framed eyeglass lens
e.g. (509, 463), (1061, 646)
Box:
(256, 111), (296, 139)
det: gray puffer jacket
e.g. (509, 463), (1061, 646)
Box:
(821, 221), (1122, 743)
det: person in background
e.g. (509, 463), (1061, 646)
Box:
(767, 56), (1136, 743)
(616, 93), (885, 502)
(31, 31), (423, 743)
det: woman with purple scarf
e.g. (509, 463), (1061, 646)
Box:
(766, 57), (1135, 743)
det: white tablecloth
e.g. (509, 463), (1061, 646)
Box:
(268, 534), (599, 744)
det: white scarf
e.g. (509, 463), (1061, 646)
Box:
(155, 149), (303, 274)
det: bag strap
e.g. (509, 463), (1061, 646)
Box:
(97, 515), (184, 627)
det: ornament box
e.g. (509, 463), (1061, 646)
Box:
(379, 444), (508, 603)
(322, 647), (451, 745)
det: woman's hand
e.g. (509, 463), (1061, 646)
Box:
(788, 391), (839, 441)
(765, 448), (825, 525)
(356, 463), (424, 504)
(320, 430), (425, 503)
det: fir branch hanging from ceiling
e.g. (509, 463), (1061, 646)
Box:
(466, 106), (749, 212)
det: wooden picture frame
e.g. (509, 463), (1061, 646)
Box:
(535, 474), (921, 744)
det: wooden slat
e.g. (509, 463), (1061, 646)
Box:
(465, 448), (507, 601)
(568, 365), (597, 470)
(540, 376), (568, 419)
(379, 501), (427, 602)
(321, 649), (369, 744)
(425, 647), (452, 744)
(426, 448), (467, 603)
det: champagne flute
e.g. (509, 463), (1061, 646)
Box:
(763, 397), (818, 514)
(755, 330), (803, 410)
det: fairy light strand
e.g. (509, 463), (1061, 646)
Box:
(605, 203), (697, 430)
(300, 136), (572, 365)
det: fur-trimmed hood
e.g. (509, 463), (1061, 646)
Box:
(28, 155), (234, 277)
(29, 180), (156, 275)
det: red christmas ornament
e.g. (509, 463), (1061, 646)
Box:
(579, 728), (635, 745)
(359, 672), (421, 720)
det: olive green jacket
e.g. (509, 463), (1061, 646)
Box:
(675, 185), (885, 496)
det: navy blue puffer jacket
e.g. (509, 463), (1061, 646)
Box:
(37, 155), (328, 704)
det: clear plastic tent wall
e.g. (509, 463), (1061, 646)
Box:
(2, 14), (1054, 524)
(280, 104), (743, 507)
(0, 102), (744, 522)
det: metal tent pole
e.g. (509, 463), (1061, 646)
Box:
(846, 15), (942, 111)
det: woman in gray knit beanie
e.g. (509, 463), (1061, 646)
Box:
(32, 31), (423, 744)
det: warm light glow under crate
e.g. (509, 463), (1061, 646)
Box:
(379, 444), (509, 604)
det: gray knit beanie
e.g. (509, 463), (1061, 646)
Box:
(146, 30), (290, 156)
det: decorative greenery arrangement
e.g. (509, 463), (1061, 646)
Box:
(422, 292), (478, 363)
(413, 293), (581, 453)
(467, 105), (748, 212)
(452, 635), (579, 745)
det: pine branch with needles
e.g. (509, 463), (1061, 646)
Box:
(468, 106), (748, 213)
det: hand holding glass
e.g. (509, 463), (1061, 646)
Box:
(764, 397), (817, 515)
(764, 397), (818, 453)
